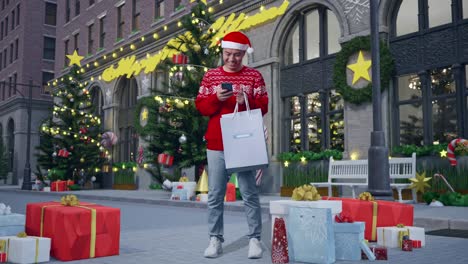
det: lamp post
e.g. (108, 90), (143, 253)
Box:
(367, 0), (393, 199)
(2, 80), (40, 190)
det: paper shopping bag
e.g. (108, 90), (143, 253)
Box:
(221, 108), (268, 173)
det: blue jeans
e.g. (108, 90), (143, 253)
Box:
(207, 150), (262, 242)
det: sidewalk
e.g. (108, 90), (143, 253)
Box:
(1, 185), (468, 231)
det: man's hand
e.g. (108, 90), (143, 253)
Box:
(217, 89), (233, 101)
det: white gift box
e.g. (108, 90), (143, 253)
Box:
(269, 200), (342, 242)
(377, 226), (425, 248)
(1, 236), (51, 264)
(171, 182), (197, 200)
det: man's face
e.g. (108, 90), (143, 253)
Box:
(222, 48), (246, 72)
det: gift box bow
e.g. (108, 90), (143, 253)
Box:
(291, 184), (321, 201)
(335, 212), (354, 223)
(61, 194), (80, 206)
(359, 192), (375, 201)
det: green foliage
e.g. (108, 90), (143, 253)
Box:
(282, 162), (328, 187)
(422, 191), (440, 205)
(0, 142), (8, 180)
(149, 183), (162, 190)
(437, 192), (468, 207)
(277, 149), (343, 162)
(113, 162), (137, 185)
(35, 65), (106, 183)
(135, 1), (219, 184)
(392, 144), (447, 157)
(333, 36), (394, 105)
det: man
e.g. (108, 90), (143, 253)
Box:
(195, 31), (268, 259)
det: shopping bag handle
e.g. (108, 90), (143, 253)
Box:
(232, 92), (251, 118)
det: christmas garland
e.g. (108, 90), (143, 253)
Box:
(333, 36), (394, 105)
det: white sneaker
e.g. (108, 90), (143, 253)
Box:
(248, 238), (263, 259)
(204, 237), (222, 258)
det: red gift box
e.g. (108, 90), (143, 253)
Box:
(172, 53), (188, 64)
(0, 252), (6, 262)
(362, 246), (387, 260)
(158, 153), (174, 166)
(323, 197), (413, 241)
(225, 183), (236, 202)
(51, 180), (66, 192)
(66, 180), (75, 190)
(25, 201), (120, 261)
(412, 240), (421, 248)
(402, 239), (413, 251)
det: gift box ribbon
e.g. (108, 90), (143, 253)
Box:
(40, 195), (97, 258)
(3, 233), (40, 263)
(381, 226), (410, 248)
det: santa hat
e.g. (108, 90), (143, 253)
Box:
(221, 31), (254, 53)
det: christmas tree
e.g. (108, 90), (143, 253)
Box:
(35, 59), (106, 186)
(135, 0), (220, 183)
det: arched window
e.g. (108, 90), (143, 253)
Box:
(281, 6), (343, 152)
(7, 119), (14, 172)
(390, 0), (468, 146)
(117, 78), (138, 162)
(90, 86), (104, 130)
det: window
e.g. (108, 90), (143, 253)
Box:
(0, 81), (3, 100)
(8, 76), (11, 97)
(0, 21), (3, 40)
(9, 43), (13, 63)
(154, 0), (165, 20)
(281, 6), (343, 152)
(87, 24), (94, 54)
(428, 0), (451, 28)
(6, 119), (14, 172)
(90, 86), (104, 129)
(64, 39), (69, 65)
(117, 4), (124, 39)
(66, 0), (70, 22)
(284, 6), (341, 66)
(75, 0), (80, 16)
(16, 4), (19, 26)
(152, 70), (169, 92)
(45, 2), (57, 26)
(0, 52), (2, 71)
(89, 0), (95, 6)
(12, 73), (16, 95)
(1, 0), (4, 10)
(117, 78), (138, 162)
(42, 72), (54, 94)
(3, 48), (6, 68)
(73, 33), (79, 53)
(132, 0), (140, 32)
(5, 17), (8, 36)
(43, 37), (55, 60)
(99, 17), (105, 49)
(14, 38), (18, 60)
(10, 10), (14, 30)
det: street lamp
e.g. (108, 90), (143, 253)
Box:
(1, 80), (40, 190)
(367, 0), (393, 199)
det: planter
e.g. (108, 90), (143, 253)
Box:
(113, 184), (137, 190)
(392, 189), (422, 202)
(280, 186), (338, 197)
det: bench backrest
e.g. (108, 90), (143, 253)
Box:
(328, 158), (368, 183)
(389, 152), (416, 179)
(327, 152), (416, 182)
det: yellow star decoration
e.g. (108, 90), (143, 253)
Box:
(347, 50), (372, 85)
(409, 172), (432, 194)
(190, 0), (207, 4)
(67, 50), (84, 67)
(141, 107), (148, 121)
(440, 150), (447, 157)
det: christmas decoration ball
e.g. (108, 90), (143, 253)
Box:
(179, 134), (187, 144)
(80, 157), (85, 163)
(176, 101), (185, 109)
(91, 176), (96, 182)
(101, 131), (118, 149)
(52, 151), (57, 157)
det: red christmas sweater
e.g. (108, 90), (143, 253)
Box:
(195, 66), (268, 151)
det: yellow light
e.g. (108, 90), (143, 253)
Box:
(95, 168), (100, 173)
(120, 47), (124, 52)
(208, 7), (213, 13)
(86, 64), (90, 68)
(130, 44), (136, 50)
(81, 68), (85, 73)
(112, 53), (117, 58)
(184, 100), (189, 105)
(113, 167), (118, 172)
(141, 36), (145, 41)
(300, 156), (307, 163)
(440, 150), (447, 157)
(143, 163), (148, 169)
(90, 77), (94, 81)
(260, 5), (265, 11)
(132, 167), (137, 172)
(153, 33), (159, 39)
(219, 0), (223, 4)
(98, 75), (102, 80)
(146, 53), (150, 58)
(350, 152), (359, 160)
(163, 25), (168, 31)
(103, 55), (107, 59)
(69, 77), (72, 81)
(94, 61), (99, 67)
(433, 141), (440, 145)
(284, 161), (289, 167)
(122, 164), (126, 169)
(177, 21), (182, 27)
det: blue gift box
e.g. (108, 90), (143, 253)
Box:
(171, 188), (188, 200)
(287, 207), (335, 264)
(0, 213), (25, 236)
(334, 221), (365, 261)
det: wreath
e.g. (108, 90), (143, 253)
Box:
(333, 36), (394, 105)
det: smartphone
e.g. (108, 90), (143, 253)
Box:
(222, 82), (233, 92)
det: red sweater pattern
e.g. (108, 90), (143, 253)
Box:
(195, 66), (269, 151)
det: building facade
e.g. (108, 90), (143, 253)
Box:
(53, 0), (468, 193)
(0, 0), (55, 186)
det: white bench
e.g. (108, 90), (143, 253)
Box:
(311, 153), (417, 203)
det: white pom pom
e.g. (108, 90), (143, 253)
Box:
(247, 47), (254, 54)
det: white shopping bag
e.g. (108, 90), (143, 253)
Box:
(220, 93), (269, 173)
